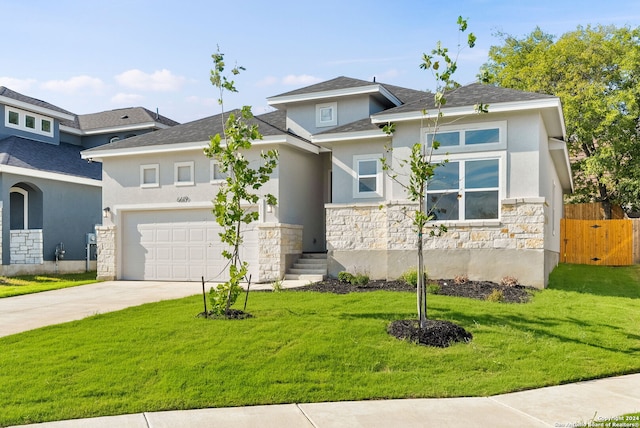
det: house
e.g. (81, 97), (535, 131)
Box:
(83, 76), (572, 288)
(0, 86), (178, 275)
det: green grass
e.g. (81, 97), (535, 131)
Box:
(1, 264), (639, 426)
(0, 271), (99, 298)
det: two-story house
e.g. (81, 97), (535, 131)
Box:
(0, 86), (178, 275)
(83, 77), (572, 288)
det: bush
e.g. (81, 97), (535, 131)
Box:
(401, 268), (419, 287)
(427, 283), (441, 295)
(338, 271), (354, 284)
(486, 289), (504, 303)
(352, 274), (369, 286)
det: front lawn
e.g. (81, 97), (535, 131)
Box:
(0, 264), (639, 426)
(0, 271), (98, 298)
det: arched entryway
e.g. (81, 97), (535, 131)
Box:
(9, 183), (43, 264)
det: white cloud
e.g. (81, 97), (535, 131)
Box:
(0, 77), (37, 92)
(281, 74), (323, 86)
(111, 93), (144, 105)
(255, 76), (278, 87)
(41, 75), (105, 93)
(115, 69), (186, 92)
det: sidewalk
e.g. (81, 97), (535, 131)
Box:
(3, 281), (640, 427)
(7, 373), (640, 427)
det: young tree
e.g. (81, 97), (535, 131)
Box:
(382, 17), (484, 329)
(204, 49), (278, 317)
(482, 25), (640, 217)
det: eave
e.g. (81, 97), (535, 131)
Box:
(0, 96), (76, 121)
(549, 137), (574, 193)
(0, 164), (101, 187)
(267, 84), (402, 107)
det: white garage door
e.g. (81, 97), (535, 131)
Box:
(121, 209), (258, 281)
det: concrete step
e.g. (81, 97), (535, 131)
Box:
(288, 268), (327, 275)
(284, 273), (325, 281)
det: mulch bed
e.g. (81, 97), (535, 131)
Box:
(294, 278), (535, 304)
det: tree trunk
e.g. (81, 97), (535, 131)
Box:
(417, 235), (426, 329)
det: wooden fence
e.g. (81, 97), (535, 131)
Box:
(560, 219), (638, 265)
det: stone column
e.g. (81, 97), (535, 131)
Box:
(96, 225), (117, 281)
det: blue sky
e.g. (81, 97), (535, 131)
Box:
(2, 0), (639, 124)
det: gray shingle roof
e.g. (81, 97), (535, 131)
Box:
(375, 82), (555, 116)
(269, 76), (376, 98)
(77, 107), (179, 130)
(83, 108), (292, 152)
(0, 86), (76, 117)
(0, 136), (101, 180)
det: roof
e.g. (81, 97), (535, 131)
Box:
(82, 108), (293, 153)
(77, 107), (179, 131)
(376, 82), (556, 115)
(0, 86), (179, 132)
(0, 136), (101, 180)
(0, 86), (76, 120)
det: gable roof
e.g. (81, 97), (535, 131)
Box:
(0, 136), (101, 181)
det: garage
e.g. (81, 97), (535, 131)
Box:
(121, 209), (258, 281)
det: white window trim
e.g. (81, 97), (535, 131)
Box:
(353, 154), (383, 198)
(140, 164), (160, 188)
(5, 107), (54, 138)
(174, 161), (195, 186)
(210, 160), (227, 184)
(423, 120), (507, 154)
(9, 187), (28, 230)
(427, 151), (506, 222)
(316, 102), (337, 127)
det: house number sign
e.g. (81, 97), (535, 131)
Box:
(177, 196), (191, 203)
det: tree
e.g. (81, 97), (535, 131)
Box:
(482, 25), (640, 217)
(204, 49), (278, 317)
(382, 17), (483, 329)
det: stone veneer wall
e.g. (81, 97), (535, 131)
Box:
(96, 225), (117, 280)
(326, 198), (549, 286)
(257, 223), (303, 281)
(10, 229), (44, 264)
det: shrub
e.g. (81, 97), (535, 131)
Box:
(486, 289), (504, 303)
(427, 283), (441, 295)
(453, 274), (469, 285)
(500, 276), (519, 287)
(271, 279), (283, 292)
(352, 274), (370, 286)
(338, 271), (354, 284)
(401, 268), (419, 287)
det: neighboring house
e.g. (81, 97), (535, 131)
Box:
(0, 86), (178, 275)
(83, 76), (572, 288)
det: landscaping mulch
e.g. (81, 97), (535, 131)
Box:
(295, 278), (535, 304)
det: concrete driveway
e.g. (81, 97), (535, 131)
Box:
(0, 281), (205, 337)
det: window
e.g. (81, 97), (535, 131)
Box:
(425, 122), (505, 152)
(353, 154), (383, 198)
(316, 102), (337, 127)
(210, 160), (228, 183)
(5, 108), (54, 137)
(427, 159), (500, 221)
(140, 164), (159, 188)
(174, 161), (194, 186)
(8, 111), (19, 125)
(109, 136), (120, 144)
